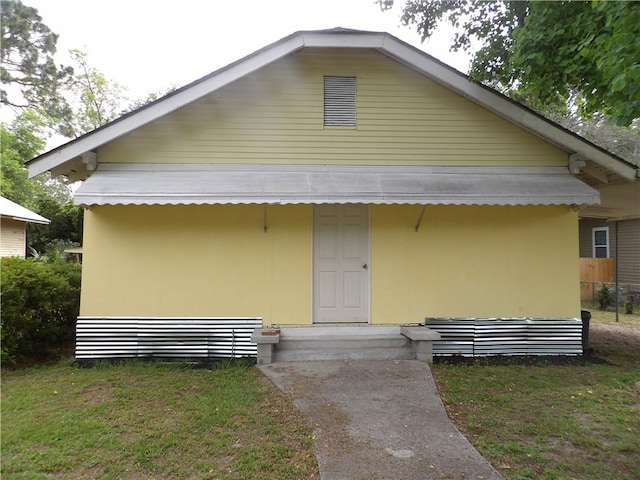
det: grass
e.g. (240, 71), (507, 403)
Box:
(585, 306), (640, 325)
(431, 319), (640, 480)
(1, 360), (319, 480)
(3, 312), (639, 480)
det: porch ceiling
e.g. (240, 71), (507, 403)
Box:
(73, 163), (600, 207)
(578, 180), (640, 221)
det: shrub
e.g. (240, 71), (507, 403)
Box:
(1, 257), (81, 367)
(625, 301), (634, 314)
(597, 283), (615, 310)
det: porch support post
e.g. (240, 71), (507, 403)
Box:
(251, 329), (280, 364)
(401, 326), (441, 363)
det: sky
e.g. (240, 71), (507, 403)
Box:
(25, 0), (471, 103)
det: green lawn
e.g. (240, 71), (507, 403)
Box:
(3, 314), (639, 480)
(587, 307), (640, 325)
(431, 318), (640, 480)
(1, 360), (319, 480)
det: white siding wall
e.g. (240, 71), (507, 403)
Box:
(0, 218), (26, 258)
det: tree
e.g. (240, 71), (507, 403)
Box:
(1, 2), (163, 255)
(1, 110), (73, 207)
(57, 49), (129, 138)
(1, 111), (83, 253)
(557, 115), (639, 166)
(0, 110), (46, 208)
(379, 0), (640, 126)
(27, 197), (83, 255)
(0, 0), (73, 122)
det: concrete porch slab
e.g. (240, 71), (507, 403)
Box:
(253, 325), (441, 364)
(276, 326), (410, 363)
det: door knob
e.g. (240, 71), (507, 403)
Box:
(362, 263), (368, 269)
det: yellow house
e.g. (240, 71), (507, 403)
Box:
(27, 29), (639, 361)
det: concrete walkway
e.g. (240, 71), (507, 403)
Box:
(260, 360), (503, 480)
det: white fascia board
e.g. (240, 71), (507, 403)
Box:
(7, 215), (50, 225)
(379, 36), (638, 181)
(301, 31), (385, 49)
(27, 35), (306, 178)
(0, 197), (50, 224)
(0, 213), (50, 224)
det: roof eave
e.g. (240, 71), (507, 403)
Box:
(27, 32), (307, 178)
(377, 35), (638, 181)
(0, 213), (50, 224)
(27, 29), (638, 182)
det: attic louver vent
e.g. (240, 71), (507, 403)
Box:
(324, 76), (356, 126)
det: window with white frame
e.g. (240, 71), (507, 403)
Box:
(592, 226), (609, 258)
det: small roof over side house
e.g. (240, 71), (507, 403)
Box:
(25, 28), (638, 203)
(0, 197), (50, 224)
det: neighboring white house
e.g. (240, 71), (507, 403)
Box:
(0, 197), (50, 258)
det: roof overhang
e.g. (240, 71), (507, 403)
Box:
(26, 29), (638, 183)
(578, 180), (640, 221)
(74, 164), (599, 207)
(0, 197), (50, 224)
(0, 214), (50, 225)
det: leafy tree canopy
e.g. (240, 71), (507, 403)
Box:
(0, 0), (73, 119)
(1, 2), (170, 256)
(57, 49), (129, 138)
(379, 0), (640, 126)
(1, 111), (82, 253)
(1, 110), (47, 208)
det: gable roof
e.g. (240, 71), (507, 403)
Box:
(0, 197), (50, 224)
(26, 28), (638, 182)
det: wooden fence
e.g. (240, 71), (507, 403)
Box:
(580, 258), (613, 302)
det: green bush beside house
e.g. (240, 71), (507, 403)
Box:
(1, 257), (81, 367)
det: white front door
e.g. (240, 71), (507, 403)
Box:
(313, 204), (369, 323)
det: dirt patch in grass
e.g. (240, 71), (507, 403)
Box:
(80, 381), (114, 405)
(590, 320), (640, 352)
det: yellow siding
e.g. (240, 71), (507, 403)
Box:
(80, 205), (312, 324)
(370, 205), (580, 321)
(81, 204), (580, 324)
(100, 48), (566, 167)
(0, 219), (26, 258)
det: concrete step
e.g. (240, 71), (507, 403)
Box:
(273, 328), (414, 362)
(277, 335), (410, 351)
(280, 326), (402, 337)
(273, 346), (415, 362)
(253, 325), (439, 364)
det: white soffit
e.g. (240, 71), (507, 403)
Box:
(74, 164), (600, 207)
(579, 181), (640, 221)
(26, 28), (637, 181)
